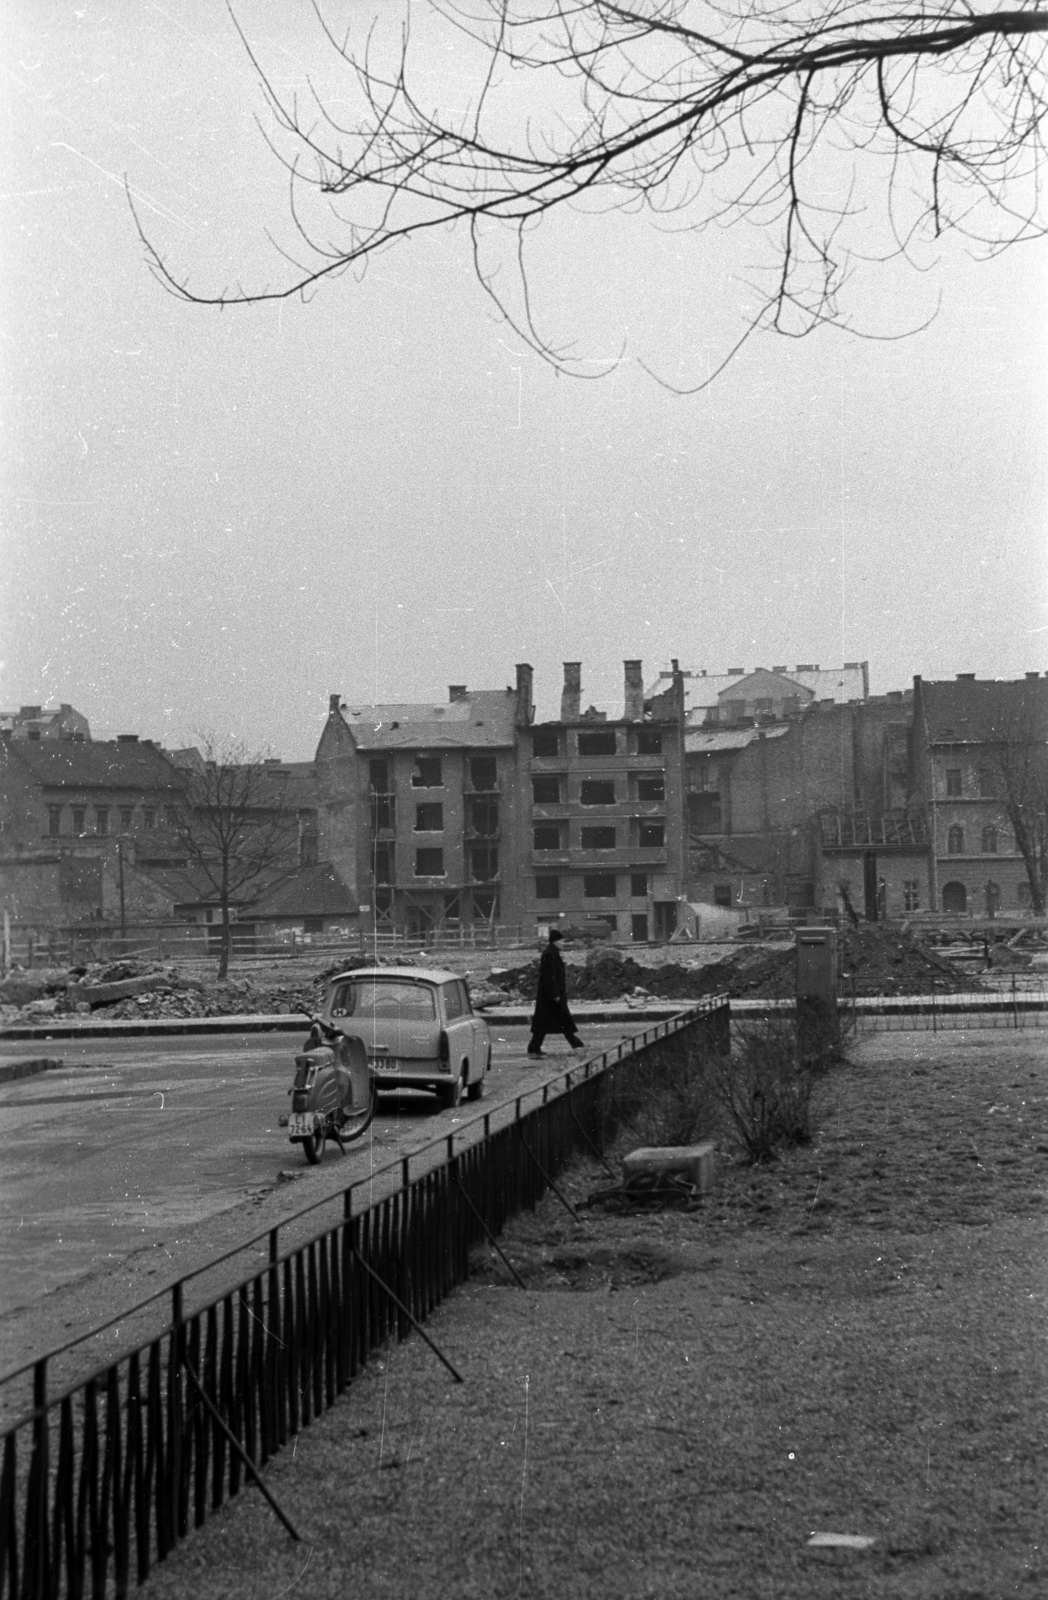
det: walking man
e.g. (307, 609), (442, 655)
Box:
(527, 927), (584, 1056)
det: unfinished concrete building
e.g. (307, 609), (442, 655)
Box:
(517, 661), (687, 941)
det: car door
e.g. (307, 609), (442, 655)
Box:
(440, 980), (472, 1077)
(462, 979), (489, 1076)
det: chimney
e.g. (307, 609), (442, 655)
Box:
(20, 705), (41, 718)
(956, 673), (976, 682)
(329, 692), (340, 713)
(623, 660), (644, 721)
(561, 662), (581, 722)
(515, 663), (534, 723)
(449, 685), (468, 702)
(1025, 671), (1040, 680)
(116, 734), (139, 743)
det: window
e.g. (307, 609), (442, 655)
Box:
(1018, 882), (1033, 909)
(714, 884), (732, 907)
(577, 728), (617, 756)
(469, 756), (497, 791)
(48, 805), (62, 836)
(95, 807), (109, 836)
(143, 807), (156, 831)
(630, 873), (648, 898)
(120, 807), (134, 831)
(471, 844), (499, 882)
(783, 696), (801, 716)
(903, 880), (921, 912)
(945, 768), (962, 797)
(412, 756), (443, 788)
(373, 843), (395, 884)
(639, 820), (665, 848)
(331, 979), (436, 1020)
(533, 824), (562, 850)
(370, 794), (395, 831)
(72, 807), (86, 834)
(636, 776), (665, 802)
(414, 847), (445, 876)
(164, 806), (179, 827)
(469, 796), (499, 836)
(531, 729), (560, 758)
(369, 759), (390, 793)
(635, 728), (662, 754)
(755, 698), (774, 717)
(631, 914), (649, 942)
(532, 774), (561, 804)
(981, 825), (998, 854)
(303, 916), (325, 934)
(583, 874), (617, 898)
(535, 875), (560, 900)
(581, 826), (616, 849)
(978, 769), (995, 798)
(947, 824), (964, 855)
(414, 802), (444, 831)
(580, 779), (616, 806)
(691, 793), (722, 830)
(442, 981), (465, 1020)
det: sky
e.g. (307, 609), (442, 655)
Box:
(2, 1), (1046, 762)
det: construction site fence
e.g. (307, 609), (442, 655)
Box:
(1, 925), (539, 971)
(0, 997), (730, 1600)
(729, 983), (1048, 1033)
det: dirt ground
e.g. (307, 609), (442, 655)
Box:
(139, 1026), (1047, 1600)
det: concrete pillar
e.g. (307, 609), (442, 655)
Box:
(795, 926), (840, 1056)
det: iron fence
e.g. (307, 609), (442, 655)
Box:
(0, 997), (729, 1600)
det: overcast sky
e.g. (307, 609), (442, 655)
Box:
(2, 2), (1046, 761)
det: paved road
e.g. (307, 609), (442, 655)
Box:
(0, 1021), (643, 1331)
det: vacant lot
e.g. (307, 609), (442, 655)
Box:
(142, 1027), (1047, 1600)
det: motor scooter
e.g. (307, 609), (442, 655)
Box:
(277, 1012), (376, 1164)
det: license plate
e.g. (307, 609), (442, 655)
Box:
(288, 1113), (318, 1138)
(369, 1056), (400, 1071)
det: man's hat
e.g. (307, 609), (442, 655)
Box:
(548, 928), (563, 942)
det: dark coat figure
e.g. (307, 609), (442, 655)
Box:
(528, 929), (583, 1055)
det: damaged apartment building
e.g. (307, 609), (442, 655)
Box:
(660, 662), (917, 916)
(313, 660), (688, 942)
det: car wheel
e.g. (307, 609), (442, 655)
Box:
(466, 1063), (484, 1103)
(438, 1067), (464, 1111)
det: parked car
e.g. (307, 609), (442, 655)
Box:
(320, 966), (491, 1109)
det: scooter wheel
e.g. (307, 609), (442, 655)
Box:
(303, 1125), (327, 1164)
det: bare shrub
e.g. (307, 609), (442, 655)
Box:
(714, 1018), (828, 1163)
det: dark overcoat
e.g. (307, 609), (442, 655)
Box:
(531, 941), (577, 1033)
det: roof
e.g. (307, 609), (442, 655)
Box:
(253, 862), (358, 919)
(653, 662), (869, 712)
(326, 966), (459, 985)
(2, 738), (183, 791)
(685, 724), (791, 754)
(337, 689), (516, 750)
(918, 677), (1048, 744)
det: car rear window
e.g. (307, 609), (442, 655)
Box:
(330, 980), (436, 1019)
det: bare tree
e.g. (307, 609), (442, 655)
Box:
(169, 740), (299, 978)
(134, 2), (1048, 380)
(986, 696), (1048, 915)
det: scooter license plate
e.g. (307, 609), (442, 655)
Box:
(288, 1113), (318, 1138)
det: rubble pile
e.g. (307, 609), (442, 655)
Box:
(0, 926), (985, 1027)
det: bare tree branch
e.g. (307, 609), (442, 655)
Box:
(132, 2), (1048, 378)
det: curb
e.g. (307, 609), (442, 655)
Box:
(0, 1004), (689, 1042)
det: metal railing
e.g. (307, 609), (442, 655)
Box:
(0, 997), (729, 1599)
